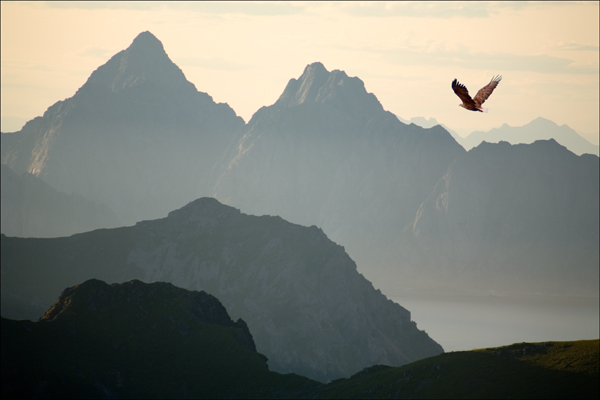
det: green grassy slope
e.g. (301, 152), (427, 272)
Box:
(317, 340), (599, 399)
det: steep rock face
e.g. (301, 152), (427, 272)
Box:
(213, 62), (466, 284)
(460, 117), (599, 156)
(1, 164), (119, 237)
(1, 31), (244, 226)
(1, 198), (443, 382)
(402, 140), (599, 296)
(1, 279), (318, 398)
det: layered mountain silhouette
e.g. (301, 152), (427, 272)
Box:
(4, 279), (597, 399)
(1, 31), (244, 226)
(1, 198), (443, 382)
(1, 164), (119, 237)
(397, 139), (599, 296)
(1, 279), (318, 398)
(5, 279), (596, 399)
(212, 62), (466, 283)
(459, 117), (599, 156)
(1, 30), (597, 316)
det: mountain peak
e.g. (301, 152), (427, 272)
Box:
(274, 62), (384, 115)
(164, 197), (241, 224)
(276, 62), (331, 107)
(42, 279), (243, 331)
(303, 61), (328, 75)
(78, 31), (194, 95)
(129, 30), (164, 51)
(528, 116), (558, 128)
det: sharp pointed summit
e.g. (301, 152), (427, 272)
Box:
(274, 62), (384, 117)
(130, 30), (164, 49)
(78, 30), (194, 96)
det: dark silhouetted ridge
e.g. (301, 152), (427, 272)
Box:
(1, 279), (321, 398)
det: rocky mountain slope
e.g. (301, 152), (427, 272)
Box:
(212, 62), (466, 283)
(1, 197), (443, 382)
(1, 279), (318, 399)
(1, 164), (119, 237)
(1, 31), (244, 226)
(394, 139), (599, 297)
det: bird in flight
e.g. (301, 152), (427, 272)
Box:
(452, 75), (502, 113)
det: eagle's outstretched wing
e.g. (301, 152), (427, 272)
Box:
(452, 79), (477, 109)
(473, 75), (502, 107)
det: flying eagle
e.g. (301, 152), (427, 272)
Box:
(452, 75), (502, 113)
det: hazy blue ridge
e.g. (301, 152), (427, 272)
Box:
(389, 139), (599, 297)
(1, 164), (120, 238)
(460, 117), (599, 156)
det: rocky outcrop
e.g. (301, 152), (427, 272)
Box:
(1, 31), (244, 226)
(1, 197), (443, 382)
(42, 279), (257, 351)
(1, 279), (319, 399)
(1, 164), (120, 238)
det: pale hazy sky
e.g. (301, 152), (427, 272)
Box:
(1, 1), (599, 142)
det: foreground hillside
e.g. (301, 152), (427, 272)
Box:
(319, 340), (600, 399)
(1, 279), (318, 399)
(2, 279), (597, 399)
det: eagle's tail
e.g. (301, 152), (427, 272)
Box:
(479, 107), (489, 113)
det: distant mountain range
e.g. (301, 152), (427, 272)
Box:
(3, 278), (597, 398)
(1, 197), (443, 382)
(404, 115), (599, 156)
